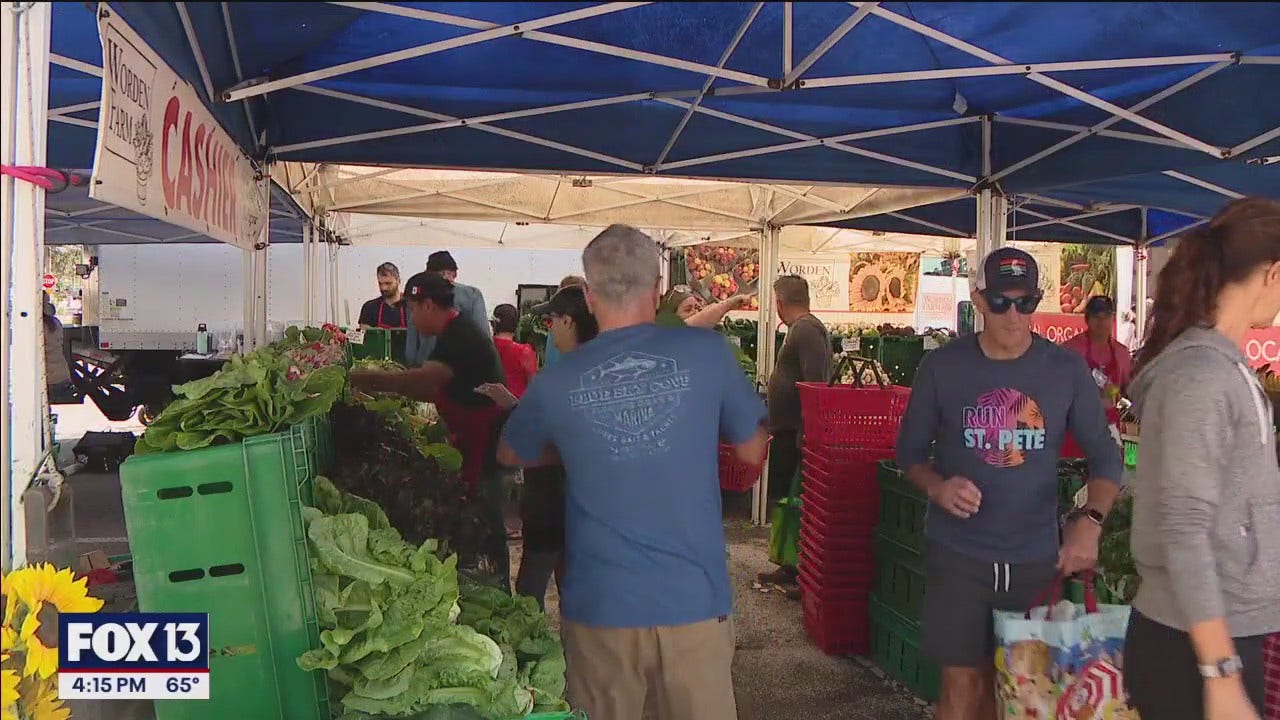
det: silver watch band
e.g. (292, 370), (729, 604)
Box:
(1198, 655), (1244, 679)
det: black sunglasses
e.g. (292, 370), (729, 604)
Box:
(983, 290), (1042, 315)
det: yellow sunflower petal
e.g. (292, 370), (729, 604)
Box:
(0, 626), (15, 652)
(28, 679), (71, 720)
(1, 668), (18, 703)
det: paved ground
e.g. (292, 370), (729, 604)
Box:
(45, 409), (932, 719)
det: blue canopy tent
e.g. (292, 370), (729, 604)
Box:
(67, 3), (1280, 186)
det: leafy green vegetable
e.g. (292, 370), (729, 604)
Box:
(135, 338), (346, 455)
(299, 483), (569, 719)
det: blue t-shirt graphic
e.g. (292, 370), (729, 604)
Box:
(504, 323), (766, 628)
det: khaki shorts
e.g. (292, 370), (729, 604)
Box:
(563, 616), (737, 720)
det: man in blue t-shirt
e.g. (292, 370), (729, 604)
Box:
(499, 225), (767, 720)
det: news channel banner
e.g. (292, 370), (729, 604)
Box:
(57, 612), (210, 701)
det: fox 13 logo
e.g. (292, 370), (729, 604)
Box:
(57, 612), (210, 700)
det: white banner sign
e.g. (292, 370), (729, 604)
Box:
(92, 11), (267, 251)
(776, 256), (848, 311)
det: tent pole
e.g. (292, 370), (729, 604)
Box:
(1161, 170), (1245, 200)
(1135, 246), (1150, 346)
(802, 52), (1233, 90)
(225, 3), (647, 101)
(302, 222), (311, 326)
(856, 3), (1225, 157)
(988, 61), (1232, 183)
(2, 1), (51, 570)
(752, 225), (781, 527)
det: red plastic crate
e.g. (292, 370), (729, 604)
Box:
(718, 441), (767, 492)
(803, 445), (895, 475)
(799, 569), (871, 655)
(801, 477), (881, 525)
(1264, 632), (1279, 720)
(800, 510), (876, 547)
(797, 383), (911, 449)
(799, 538), (875, 586)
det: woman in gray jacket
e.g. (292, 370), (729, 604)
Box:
(1126, 197), (1280, 720)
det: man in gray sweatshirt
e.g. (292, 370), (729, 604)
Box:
(896, 248), (1124, 720)
(404, 251), (491, 366)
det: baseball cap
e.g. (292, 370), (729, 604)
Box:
(426, 251), (458, 273)
(403, 271), (455, 307)
(1084, 295), (1116, 317)
(978, 247), (1040, 295)
(531, 285), (590, 318)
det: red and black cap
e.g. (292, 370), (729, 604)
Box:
(978, 247), (1040, 295)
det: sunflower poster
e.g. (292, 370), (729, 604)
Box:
(847, 252), (921, 313)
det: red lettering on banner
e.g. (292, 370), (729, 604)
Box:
(1029, 313), (1087, 344)
(158, 93), (240, 238)
(162, 95), (180, 208)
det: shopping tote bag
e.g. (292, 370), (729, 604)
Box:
(767, 466), (803, 569)
(993, 576), (1139, 720)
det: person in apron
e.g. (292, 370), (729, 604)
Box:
(1061, 295), (1132, 457)
(357, 262), (408, 329)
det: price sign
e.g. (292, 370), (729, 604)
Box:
(726, 335), (741, 347)
(923, 336), (939, 351)
(346, 328), (366, 345)
(841, 336), (860, 352)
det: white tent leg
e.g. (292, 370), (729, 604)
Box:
(752, 225), (781, 526)
(974, 190), (1008, 333)
(1135, 247), (1150, 345)
(253, 243), (268, 346)
(2, 1), (51, 570)
(302, 222), (312, 326)
(242, 249), (254, 350)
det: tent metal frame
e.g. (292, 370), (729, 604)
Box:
(203, 1), (1278, 199)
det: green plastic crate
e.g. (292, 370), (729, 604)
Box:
(120, 422), (331, 720)
(877, 336), (927, 386)
(876, 461), (927, 554)
(349, 328), (392, 362)
(869, 595), (940, 703)
(873, 531), (926, 622)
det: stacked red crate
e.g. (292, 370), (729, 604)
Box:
(796, 381), (911, 655)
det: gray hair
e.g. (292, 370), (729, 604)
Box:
(774, 274), (811, 307)
(582, 224), (661, 304)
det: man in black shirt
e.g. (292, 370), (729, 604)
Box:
(357, 262), (408, 329)
(349, 272), (509, 584)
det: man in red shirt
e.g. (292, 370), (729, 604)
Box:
(349, 272), (510, 584)
(491, 303), (537, 398)
(1061, 295), (1131, 456)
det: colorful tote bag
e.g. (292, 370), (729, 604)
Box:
(994, 577), (1139, 720)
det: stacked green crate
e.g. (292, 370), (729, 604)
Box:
(120, 418), (333, 720)
(348, 327), (392, 361)
(852, 335), (928, 386)
(870, 461), (939, 703)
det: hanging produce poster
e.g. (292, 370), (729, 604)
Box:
(847, 252), (921, 314)
(684, 245), (761, 310)
(776, 258), (846, 311)
(1058, 245), (1117, 314)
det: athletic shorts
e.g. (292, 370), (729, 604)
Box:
(921, 541), (1059, 668)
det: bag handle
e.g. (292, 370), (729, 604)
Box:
(828, 355), (888, 388)
(1024, 572), (1100, 618)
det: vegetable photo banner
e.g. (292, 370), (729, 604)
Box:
(847, 252), (921, 314)
(1058, 245), (1117, 314)
(684, 245), (761, 311)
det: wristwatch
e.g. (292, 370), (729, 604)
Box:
(1068, 507), (1106, 528)
(1198, 655), (1244, 679)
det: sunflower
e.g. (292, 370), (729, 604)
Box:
(23, 679), (70, 720)
(5, 565), (103, 680)
(1, 669), (18, 715)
